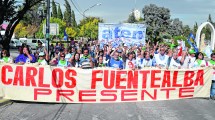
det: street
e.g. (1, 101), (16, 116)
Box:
(0, 99), (215, 120)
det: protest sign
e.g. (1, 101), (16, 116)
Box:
(98, 23), (146, 48)
(0, 64), (212, 103)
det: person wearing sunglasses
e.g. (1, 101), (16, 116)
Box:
(57, 53), (68, 67)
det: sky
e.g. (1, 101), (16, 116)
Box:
(56, 0), (215, 27)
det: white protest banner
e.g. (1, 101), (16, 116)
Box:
(0, 64), (212, 103)
(98, 23), (146, 48)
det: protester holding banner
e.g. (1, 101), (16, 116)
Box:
(208, 53), (215, 100)
(167, 50), (185, 69)
(193, 52), (206, 68)
(0, 49), (13, 63)
(108, 50), (124, 69)
(142, 51), (153, 68)
(37, 52), (48, 65)
(57, 52), (68, 67)
(80, 48), (93, 69)
(95, 55), (106, 67)
(125, 52), (136, 69)
(152, 46), (169, 69)
(187, 49), (196, 68)
(15, 45), (36, 64)
(69, 53), (81, 68)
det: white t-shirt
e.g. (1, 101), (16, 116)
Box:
(125, 59), (136, 69)
(39, 59), (48, 65)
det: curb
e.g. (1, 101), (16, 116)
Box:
(0, 98), (12, 106)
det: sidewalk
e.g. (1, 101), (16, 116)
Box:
(0, 97), (11, 106)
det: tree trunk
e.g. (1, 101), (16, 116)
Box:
(2, 37), (10, 56)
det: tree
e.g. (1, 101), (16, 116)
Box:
(57, 5), (63, 20)
(79, 17), (103, 40)
(168, 18), (183, 36)
(36, 17), (66, 39)
(183, 25), (191, 37)
(0, 0), (44, 53)
(193, 22), (198, 34)
(52, 0), (57, 18)
(127, 10), (137, 23)
(66, 27), (77, 38)
(71, 10), (77, 27)
(63, 0), (72, 27)
(142, 4), (171, 42)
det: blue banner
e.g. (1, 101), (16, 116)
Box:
(98, 23), (146, 48)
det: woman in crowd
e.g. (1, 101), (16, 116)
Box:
(96, 55), (106, 67)
(193, 52), (206, 68)
(142, 50), (153, 68)
(0, 49), (12, 63)
(15, 45), (36, 64)
(57, 52), (68, 67)
(69, 53), (81, 68)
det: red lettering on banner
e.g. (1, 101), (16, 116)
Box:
(151, 70), (161, 88)
(139, 70), (150, 88)
(52, 68), (64, 88)
(184, 71), (194, 87)
(26, 67), (37, 87)
(161, 88), (176, 99)
(65, 69), (77, 88)
(38, 68), (50, 87)
(100, 90), (117, 102)
(121, 90), (138, 101)
(162, 71), (171, 87)
(91, 70), (103, 89)
(56, 90), (74, 102)
(13, 66), (24, 86)
(34, 88), (52, 100)
(127, 70), (138, 89)
(179, 87), (194, 98)
(1, 65), (13, 85)
(104, 70), (115, 89)
(79, 90), (96, 102)
(194, 70), (204, 86)
(116, 71), (127, 89)
(172, 71), (182, 87)
(141, 89), (157, 100)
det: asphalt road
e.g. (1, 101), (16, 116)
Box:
(0, 99), (215, 120)
(1, 49), (215, 120)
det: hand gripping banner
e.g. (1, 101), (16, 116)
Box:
(0, 64), (213, 103)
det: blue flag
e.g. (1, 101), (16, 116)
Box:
(64, 29), (68, 41)
(187, 33), (198, 53)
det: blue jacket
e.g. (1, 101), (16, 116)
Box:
(15, 54), (36, 63)
(108, 58), (124, 69)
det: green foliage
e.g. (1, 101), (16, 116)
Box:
(127, 10), (137, 23)
(66, 27), (77, 38)
(63, 0), (72, 27)
(57, 5), (63, 20)
(142, 4), (171, 42)
(173, 36), (191, 48)
(71, 10), (77, 27)
(52, 0), (57, 18)
(183, 25), (191, 37)
(36, 17), (66, 39)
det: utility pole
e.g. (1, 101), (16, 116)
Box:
(46, 0), (50, 62)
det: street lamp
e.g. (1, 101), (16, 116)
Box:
(83, 3), (102, 18)
(46, 0), (50, 63)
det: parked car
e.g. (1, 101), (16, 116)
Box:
(19, 38), (48, 50)
(9, 39), (22, 49)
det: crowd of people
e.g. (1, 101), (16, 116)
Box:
(0, 39), (215, 99)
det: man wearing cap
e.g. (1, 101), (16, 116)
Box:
(187, 49), (196, 68)
(37, 52), (48, 65)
